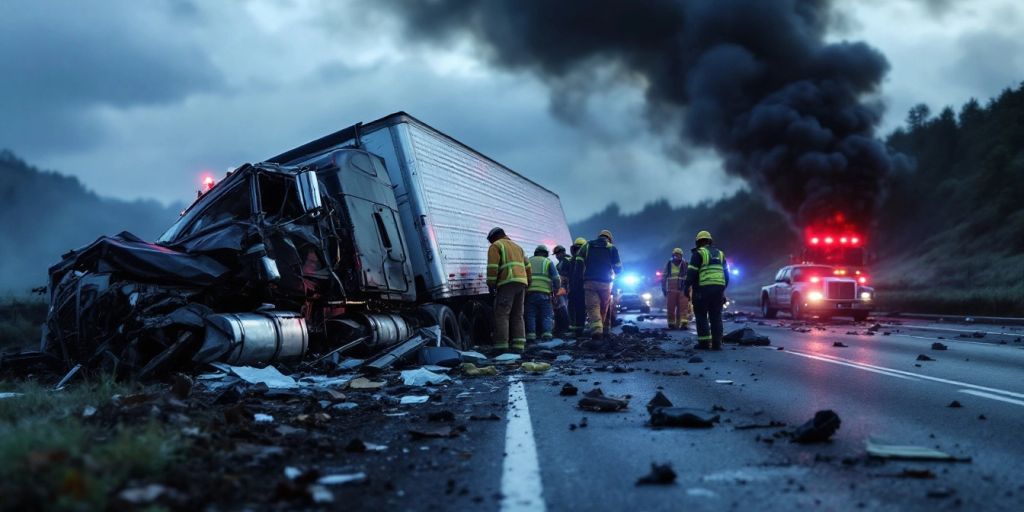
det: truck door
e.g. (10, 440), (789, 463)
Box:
(776, 268), (792, 307)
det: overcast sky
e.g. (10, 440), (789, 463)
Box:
(3, 0), (1022, 221)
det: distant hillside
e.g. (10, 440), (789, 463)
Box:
(0, 151), (182, 295)
(572, 82), (1024, 315)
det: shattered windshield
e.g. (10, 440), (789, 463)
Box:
(158, 180), (252, 243)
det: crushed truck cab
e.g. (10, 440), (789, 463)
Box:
(760, 264), (875, 321)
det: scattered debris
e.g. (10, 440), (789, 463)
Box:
(723, 327), (771, 346)
(521, 362), (552, 373)
(0, 392), (23, 399)
(318, 472), (368, 486)
(349, 377), (386, 390)
(460, 363), (498, 376)
(931, 342), (948, 351)
(536, 339), (566, 349)
(833, 341), (848, 348)
(868, 323), (882, 332)
(365, 334), (428, 372)
(688, 356), (704, 363)
(926, 487), (957, 499)
(253, 413), (275, 423)
(947, 400), (962, 408)
(646, 392), (718, 428)
(470, 413), (501, 421)
(916, 354), (935, 362)
(897, 469), (937, 479)
(792, 410), (841, 443)
(458, 350), (488, 364)
(636, 463), (677, 486)
(560, 383), (579, 396)
(409, 426), (459, 440)
(578, 388), (629, 412)
(865, 439), (970, 461)
(493, 353), (522, 363)
(401, 368), (451, 386)
(399, 395), (430, 405)
(978, 414), (987, 420)
(418, 346), (462, 367)
(225, 365), (298, 389)
(715, 380), (734, 385)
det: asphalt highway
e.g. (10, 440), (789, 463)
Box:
(499, 312), (1024, 512)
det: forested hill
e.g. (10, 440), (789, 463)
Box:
(572, 82), (1024, 315)
(0, 151), (182, 295)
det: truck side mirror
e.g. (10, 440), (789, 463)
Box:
(295, 170), (322, 214)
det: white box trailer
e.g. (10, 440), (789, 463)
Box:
(270, 112), (572, 301)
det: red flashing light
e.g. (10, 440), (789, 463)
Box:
(824, 236), (834, 244)
(840, 237), (848, 244)
(850, 237), (860, 245)
(810, 276), (820, 283)
(655, 271), (663, 277)
(810, 237), (820, 245)
(858, 276), (868, 284)
(202, 175), (216, 192)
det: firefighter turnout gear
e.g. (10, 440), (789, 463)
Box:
(566, 242), (586, 337)
(575, 231), (622, 338)
(662, 250), (690, 330)
(685, 235), (730, 350)
(552, 246), (571, 337)
(487, 232), (531, 351)
(525, 254), (559, 341)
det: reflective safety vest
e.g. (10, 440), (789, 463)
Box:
(664, 260), (684, 291)
(527, 255), (558, 294)
(487, 238), (530, 287)
(696, 247), (727, 286)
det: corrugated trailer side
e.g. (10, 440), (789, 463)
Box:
(390, 118), (571, 299)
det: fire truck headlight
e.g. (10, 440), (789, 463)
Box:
(808, 291), (824, 302)
(860, 291), (872, 301)
(641, 292), (652, 301)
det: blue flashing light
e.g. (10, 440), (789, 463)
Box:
(621, 273), (640, 286)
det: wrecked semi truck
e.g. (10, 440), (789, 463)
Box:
(42, 112), (571, 377)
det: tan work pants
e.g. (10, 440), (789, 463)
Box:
(493, 282), (527, 350)
(583, 280), (612, 338)
(666, 290), (691, 328)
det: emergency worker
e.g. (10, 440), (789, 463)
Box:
(552, 245), (571, 338)
(567, 238), (587, 337)
(575, 230), (622, 340)
(684, 230), (729, 350)
(525, 245), (560, 342)
(662, 248), (691, 330)
(486, 227), (531, 353)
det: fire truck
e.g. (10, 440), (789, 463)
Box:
(760, 215), (876, 321)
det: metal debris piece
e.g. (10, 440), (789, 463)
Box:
(792, 410), (841, 443)
(636, 463), (677, 486)
(865, 438), (970, 461)
(723, 327), (771, 345)
(578, 388), (629, 412)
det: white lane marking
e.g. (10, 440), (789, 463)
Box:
(782, 350), (920, 381)
(501, 377), (546, 512)
(958, 389), (1024, 407)
(776, 348), (1024, 400)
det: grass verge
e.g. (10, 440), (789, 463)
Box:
(0, 377), (185, 511)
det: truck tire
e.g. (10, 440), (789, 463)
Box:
(761, 294), (778, 319)
(418, 304), (464, 349)
(791, 293), (805, 320)
(852, 311), (869, 322)
(458, 300), (493, 350)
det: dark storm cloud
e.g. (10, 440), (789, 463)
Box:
(0, 0), (223, 153)
(380, 0), (894, 229)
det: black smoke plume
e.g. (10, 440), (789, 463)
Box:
(383, 0), (893, 229)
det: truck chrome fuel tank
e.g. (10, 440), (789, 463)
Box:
(204, 311), (308, 365)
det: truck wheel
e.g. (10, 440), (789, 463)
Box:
(641, 305), (651, 314)
(458, 300), (493, 349)
(852, 311), (869, 322)
(761, 294), (778, 319)
(791, 294), (804, 320)
(418, 304), (464, 349)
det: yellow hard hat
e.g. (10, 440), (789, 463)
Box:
(696, 230), (713, 242)
(574, 237), (587, 246)
(599, 229), (614, 242)
(672, 247), (683, 255)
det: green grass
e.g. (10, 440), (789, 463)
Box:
(0, 377), (184, 511)
(0, 298), (47, 351)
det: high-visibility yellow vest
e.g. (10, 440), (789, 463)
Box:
(667, 261), (684, 288)
(697, 247), (726, 286)
(487, 238), (530, 287)
(527, 256), (554, 294)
